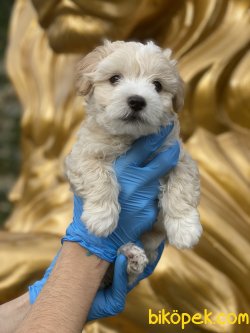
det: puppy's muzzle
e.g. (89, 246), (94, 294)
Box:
(127, 95), (146, 112)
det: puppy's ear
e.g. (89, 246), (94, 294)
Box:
(75, 40), (118, 96)
(172, 77), (185, 112)
(163, 48), (185, 112)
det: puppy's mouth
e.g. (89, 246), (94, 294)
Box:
(121, 113), (146, 123)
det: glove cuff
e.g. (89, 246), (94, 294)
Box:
(28, 282), (42, 304)
(61, 236), (116, 263)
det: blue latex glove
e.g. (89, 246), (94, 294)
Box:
(62, 125), (180, 262)
(87, 242), (165, 321)
(29, 242), (165, 320)
(29, 123), (180, 319)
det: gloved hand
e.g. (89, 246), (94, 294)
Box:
(62, 124), (180, 262)
(29, 242), (165, 320)
(29, 123), (180, 319)
(87, 241), (165, 321)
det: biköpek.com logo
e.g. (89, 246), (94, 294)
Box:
(148, 309), (249, 330)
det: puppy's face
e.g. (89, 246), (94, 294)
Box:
(77, 41), (184, 137)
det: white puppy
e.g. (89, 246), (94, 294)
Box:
(65, 40), (202, 284)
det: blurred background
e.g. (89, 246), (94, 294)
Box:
(0, 1), (249, 332)
(0, 1), (21, 226)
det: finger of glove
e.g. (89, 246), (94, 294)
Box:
(87, 289), (109, 321)
(111, 254), (128, 305)
(88, 255), (128, 320)
(143, 141), (180, 180)
(115, 123), (174, 169)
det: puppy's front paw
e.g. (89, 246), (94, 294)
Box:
(118, 243), (148, 285)
(82, 201), (120, 237)
(165, 208), (203, 249)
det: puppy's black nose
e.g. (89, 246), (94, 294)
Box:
(127, 95), (146, 112)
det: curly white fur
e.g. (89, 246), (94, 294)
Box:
(65, 40), (203, 284)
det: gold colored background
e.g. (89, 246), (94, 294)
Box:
(1, 0), (249, 332)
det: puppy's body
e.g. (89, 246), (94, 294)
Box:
(65, 41), (202, 284)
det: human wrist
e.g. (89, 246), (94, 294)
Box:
(29, 242), (110, 306)
(62, 242), (110, 280)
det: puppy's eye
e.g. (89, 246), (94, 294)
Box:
(153, 80), (162, 93)
(109, 75), (121, 85)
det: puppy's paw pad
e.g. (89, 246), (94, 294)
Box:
(165, 209), (203, 249)
(118, 243), (148, 275)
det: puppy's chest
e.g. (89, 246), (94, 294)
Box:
(81, 123), (180, 163)
(84, 139), (131, 163)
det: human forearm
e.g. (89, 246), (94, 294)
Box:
(16, 242), (109, 333)
(0, 293), (30, 333)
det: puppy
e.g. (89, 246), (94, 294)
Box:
(65, 40), (202, 284)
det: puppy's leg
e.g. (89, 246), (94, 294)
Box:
(66, 157), (120, 237)
(141, 219), (166, 263)
(118, 243), (148, 285)
(161, 150), (202, 249)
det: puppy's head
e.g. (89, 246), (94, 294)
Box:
(76, 40), (184, 137)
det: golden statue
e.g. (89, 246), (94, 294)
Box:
(1, 0), (249, 332)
